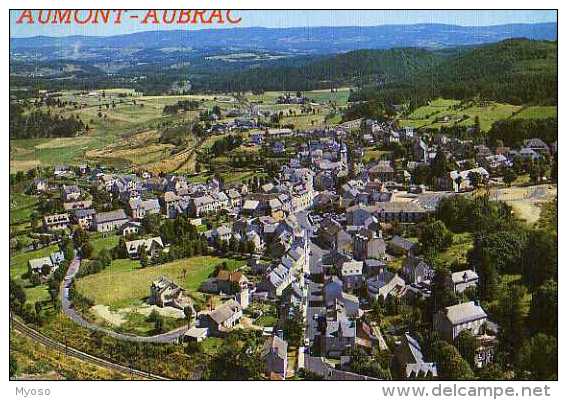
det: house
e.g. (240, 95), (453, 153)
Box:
(28, 251), (65, 281)
(250, 131), (264, 145)
(125, 237), (164, 259)
(346, 204), (374, 226)
(367, 270), (406, 300)
(340, 261), (364, 291)
(353, 232), (386, 261)
(190, 195), (221, 217)
(150, 276), (193, 310)
(402, 256), (434, 284)
(388, 235), (417, 256)
(43, 213), (70, 231)
(62, 185), (81, 202)
(368, 161), (395, 182)
(31, 178), (48, 193)
(227, 188), (243, 208)
(119, 221), (141, 236)
(372, 202), (427, 223)
(449, 270), (479, 294)
(259, 265), (293, 298)
(324, 278), (360, 318)
(449, 167), (489, 192)
(272, 141), (285, 154)
(395, 333), (438, 379)
(523, 138), (550, 155)
(54, 165), (70, 177)
(318, 218), (350, 251)
(128, 198), (161, 220)
(63, 199), (93, 211)
(72, 208), (96, 230)
(433, 301), (488, 342)
(183, 327), (208, 342)
(198, 299), (243, 336)
(95, 209), (129, 232)
(321, 299), (356, 357)
(263, 335), (288, 380)
(211, 225), (232, 242)
(216, 270), (249, 294)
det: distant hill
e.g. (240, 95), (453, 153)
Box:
(197, 39), (557, 107)
(10, 23), (557, 56)
(192, 48), (445, 92)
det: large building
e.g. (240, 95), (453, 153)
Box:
(94, 209), (129, 232)
(433, 301), (488, 342)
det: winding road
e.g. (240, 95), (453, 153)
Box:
(61, 257), (189, 343)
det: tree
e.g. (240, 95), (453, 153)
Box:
(418, 220), (453, 255)
(10, 279), (27, 314)
(517, 334), (557, 380)
(98, 248), (112, 267)
(496, 284), (529, 362)
(282, 306), (303, 346)
(147, 309), (164, 334)
(141, 214), (161, 236)
(9, 354), (18, 378)
(139, 245), (149, 267)
(73, 227), (89, 248)
(502, 168), (517, 187)
(62, 239), (75, 261)
(521, 229), (557, 289)
(204, 331), (264, 380)
(348, 346), (392, 379)
(430, 340), (475, 380)
(81, 242), (94, 259)
(468, 171), (483, 189)
(528, 280), (557, 337)
(455, 330), (480, 367)
(183, 306), (194, 328)
(429, 265), (458, 312)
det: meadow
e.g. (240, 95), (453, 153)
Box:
(75, 255), (245, 308)
(398, 98), (557, 132)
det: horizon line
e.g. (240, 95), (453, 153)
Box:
(9, 21), (558, 39)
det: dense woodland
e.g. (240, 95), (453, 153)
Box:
(9, 103), (86, 139)
(346, 39), (557, 117)
(488, 118), (557, 147)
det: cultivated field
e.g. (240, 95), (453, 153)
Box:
(10, 88), (349, 174)
(398, 98), (557, 132)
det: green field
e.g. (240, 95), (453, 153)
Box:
(435, 232), (474, 267)
(89, 233), (121, 257)
(75, 256), (245, 308)
(398, 98), (556, 132)
(10, 193), (39, 225)
(512, 106), (558, 120)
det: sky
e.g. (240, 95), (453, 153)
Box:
(10, 10), (558, 38)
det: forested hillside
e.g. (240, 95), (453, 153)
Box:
(348, 39), (557, 114)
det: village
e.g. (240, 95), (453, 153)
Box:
(11, 105), (557, 380)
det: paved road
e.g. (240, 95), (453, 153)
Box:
(61, 258), (188, 343)
(11, 317), (169, 380)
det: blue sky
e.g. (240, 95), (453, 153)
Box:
(10, 10), (557, 38)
